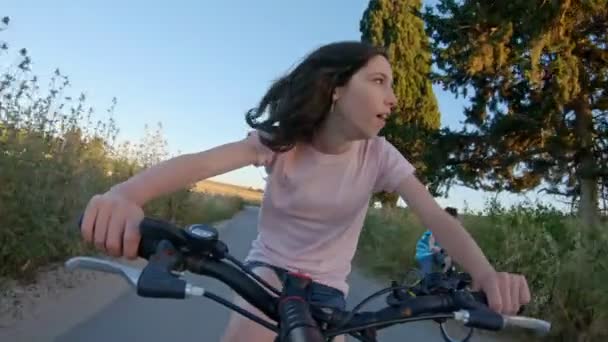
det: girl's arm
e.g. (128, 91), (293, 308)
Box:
(395, 174), (531, 314)
(110, 138), (260, 206)
(396, 175), (494, 280)
(81, 136), (265, 259)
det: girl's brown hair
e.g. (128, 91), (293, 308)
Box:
(245, 41), (387, 152)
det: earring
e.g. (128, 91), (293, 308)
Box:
(330, 99), (336, 113)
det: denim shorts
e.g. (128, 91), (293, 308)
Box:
(244, 260), (346, 311)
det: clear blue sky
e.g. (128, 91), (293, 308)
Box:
(2, 0), (566, 213)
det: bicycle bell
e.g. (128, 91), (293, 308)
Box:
(184, 223), (219, 253)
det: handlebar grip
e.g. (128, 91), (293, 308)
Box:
(463, 309), (504, 331)
(471, 291), (488, 305)
(470, 291), (526, 315)
(77, 214), (188, 260)
(136, 217), (188, 259)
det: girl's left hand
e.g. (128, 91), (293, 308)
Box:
(473, 271), (531, 315)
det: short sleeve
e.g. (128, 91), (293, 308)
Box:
(373, 137), (416, 193)
(243, 130), (276, 168)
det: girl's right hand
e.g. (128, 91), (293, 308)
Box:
(80, 191), (144, 259)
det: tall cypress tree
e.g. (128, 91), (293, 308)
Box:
(360, 0), (441, 206)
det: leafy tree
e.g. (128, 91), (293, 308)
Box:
(423, 0), (608, 225)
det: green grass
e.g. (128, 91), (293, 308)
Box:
(355, 201), (608, 341)
(354, 206), (425, 281)
(0, 189), (245, 286)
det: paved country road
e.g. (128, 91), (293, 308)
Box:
(9, 206), (511, 342)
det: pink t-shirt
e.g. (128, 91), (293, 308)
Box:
(242, 131), (415, 295)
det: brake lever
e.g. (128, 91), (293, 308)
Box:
(66, 240), (205, 299)
(65, 256), (141, 287)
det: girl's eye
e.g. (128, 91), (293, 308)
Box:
(374, 78), (384, 84)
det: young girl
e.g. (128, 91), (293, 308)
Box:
(80, 41), (531, 342)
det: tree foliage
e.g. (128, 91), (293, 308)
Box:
(423, 0), (608, 224)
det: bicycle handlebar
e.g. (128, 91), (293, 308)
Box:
(68, 216), (551, 341)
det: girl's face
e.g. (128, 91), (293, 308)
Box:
(332, 55), (398, 140)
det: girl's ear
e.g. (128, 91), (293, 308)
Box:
(328, 89), (340, 114)
(332, 85), (344, 102)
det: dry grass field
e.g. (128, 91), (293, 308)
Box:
(194, 180), (264, 204)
